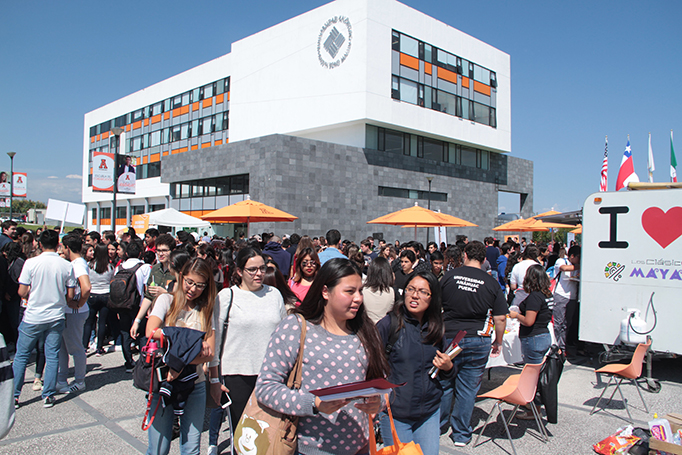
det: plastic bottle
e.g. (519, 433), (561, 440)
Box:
(620, 309), (647, 345)
(649, 413), (673, 443)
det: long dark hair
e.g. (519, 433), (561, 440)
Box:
(392, 271), (444, 345)
(90, 244), (112, 274)
(168, 257), (216, 336)
(364, 257), (394, 293)
(523, 264), (552, 298)
(295, 258), (389, 380)
(3, 242), (25, 265)
(292, 247), (320, 284)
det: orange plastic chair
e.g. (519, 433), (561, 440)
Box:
(590, 340), (651, 423)
(474, 362), (548, 455)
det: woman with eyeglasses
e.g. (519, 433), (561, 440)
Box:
(207, 247), (286, 454)
(288, 246), (320, 302)
(376, 271), (453, 455)
(144, 257), (217, 455)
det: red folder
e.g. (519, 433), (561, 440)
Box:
(310, 378), (405, 402)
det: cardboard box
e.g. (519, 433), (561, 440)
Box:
(649, 413), (682, 455)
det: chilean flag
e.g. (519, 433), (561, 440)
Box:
(616, 138), (639, 191)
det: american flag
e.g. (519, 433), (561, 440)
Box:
(599, 136), (608, 192)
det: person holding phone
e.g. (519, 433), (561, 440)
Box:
(256, 258), (389, 455)
(145, 257), (217, 455)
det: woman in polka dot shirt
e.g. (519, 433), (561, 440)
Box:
(256, 258), (390, 455)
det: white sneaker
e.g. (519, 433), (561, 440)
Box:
(59, 382), (86, 394)
(207, 445), (218, 455)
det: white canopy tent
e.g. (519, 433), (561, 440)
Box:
(144, 208), (210, 228)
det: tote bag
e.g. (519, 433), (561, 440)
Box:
(233, 315), (307, 455)
(368, 394), (424, 455)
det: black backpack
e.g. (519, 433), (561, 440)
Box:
(108, 263), (144, 310)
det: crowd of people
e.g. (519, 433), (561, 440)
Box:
(3, 219), (582, 455)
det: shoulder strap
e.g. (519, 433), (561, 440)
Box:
(385, 312), (400, 356)
(287, 314), (307, 390)
(218, 288), (234, 370)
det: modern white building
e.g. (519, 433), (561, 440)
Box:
(82, 0), (531, 240)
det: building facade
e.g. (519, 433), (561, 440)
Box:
(82, 0), (533, 241)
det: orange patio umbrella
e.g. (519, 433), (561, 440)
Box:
(368, 203), (476, 240)
(201, 198), (298, 236)
(570, 224), (582, 234)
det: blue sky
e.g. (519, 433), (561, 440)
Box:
(1, 0), (680, 215)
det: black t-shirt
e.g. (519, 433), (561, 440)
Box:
(441, 265), (508, 338)
(485, 246), (500, 270)
(518, 291), (552, 338)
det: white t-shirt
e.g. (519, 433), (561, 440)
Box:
(553, 258), (577, 299)
(151, 293), (214, 382)
(70, 257), (90, 314)
(18, 252), (76, 325)
(510, 259), (538, 292)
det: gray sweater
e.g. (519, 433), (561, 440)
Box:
(256, 314), (370, 455)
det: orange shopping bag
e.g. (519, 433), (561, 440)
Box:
(369, 394), (424, 455)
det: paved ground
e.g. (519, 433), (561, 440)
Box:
(1, 347), (680, 455)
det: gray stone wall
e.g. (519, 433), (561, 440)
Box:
(162, 134), (533, 244)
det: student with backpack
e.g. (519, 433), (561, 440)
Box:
(376, 271), (453, 455)
(108, 239), (150, 372)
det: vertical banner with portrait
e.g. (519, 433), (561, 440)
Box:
(117, 155), (136, 194)
(92, 152), (115, 192)
(0, 172), (10, 197)
(12, 173), (27, 197)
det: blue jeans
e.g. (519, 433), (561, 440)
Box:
(520, 332), (551, 365)
(208, 406), (225, 446)
(380, 409), (440, 455)
(146, 380), (206, 455)
(13, 319), (65, 400)
(439, 336), (491, 444)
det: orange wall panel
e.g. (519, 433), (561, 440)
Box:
(162, 151), (169, 156)
(473, 80), (491, 96)
(91, 137), (95, 143)
(425, 62), (432, 75)
(214, 139), (223, 146)
(133, 121), (142, 130)
(164, 112), (170, 120)
(180, 105), (190, 115)
(202, 98), (213, 108)
(142, 156), (148, 164)
(215, 93), (224, 104)
(461, 76), (470, 88)
(201, 142), (211, 148)
(438, 68), (458, 84)
(192, 102), (200, 111)
(191, 144), (199, 150)
(102, 131), (110, 139)
(399, 53), (419, 70)
(227, 92), (230, 101)
(125, 125), (131, 132)
(150, 153), (161, 163)
(144, 119), (149, 126)
(151, 114), (162, 124)
(171, 147), (188, 155)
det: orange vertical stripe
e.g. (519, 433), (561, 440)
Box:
(126, 124), (131, 132)
(142, 156), (148, 164)
(461, 76), (470, 88)
(227, 92), (230, 101)
(399, 53), (419, 70)
(144, 119), (149, 126)
(425, 62), (432, 75)
(473, 80), (491, 96)
(192, 102), (200, 111)
(91, 137), (95, 143)
(164, 112), (170, 120)
(215, 93), (224, 104)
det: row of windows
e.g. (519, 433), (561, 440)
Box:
(378, 186), (448, 202)
(94, 204), (165, 221)
(169, 174), (250, 199)
(392, 31), (496, 87)
(391, 76), (496, 127)
(90, 77), (230, 137)
(126, 113), (229, 152)
(366, 125), (490, 170)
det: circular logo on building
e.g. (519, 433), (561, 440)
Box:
(604, 261), (625, 281)
(317, 16), (352, 69)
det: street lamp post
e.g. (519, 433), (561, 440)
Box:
(426, 176), (433, 245)
(110, 127), (124, 231)
(7, 152), (16, 220)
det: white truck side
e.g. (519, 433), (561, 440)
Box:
(580, 188), (682, 354)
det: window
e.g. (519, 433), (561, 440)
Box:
(115, 207), (127, 219)
(172, 95), (182, 109)
(100, 208), (111, 219)
(384, 129), (404, 154)
(148, 162), (161, 178)
(203, 83), (214, 99)
(92, 208), (97, 222)
(181, 123), (189, 140)
(150, 204), (165, 212)
(162, 128), (170, 144)
(461, 146), (477, 167)
(378, 186), (447, 202)
(399, 79), (418, 104)
(435, 90), (457, 115)
(473, 102), (491, 126)
(132, 136), (142, 151)
(478, 150), (489, 170)
(422, 138), (444, 161)
(392, 31), (400, 51)
(152, 102), (163, 116)
(114, 115), (126, 127)
(400, 34), (418, 58)
(182, 92), (190, 106)
(150, 130), (161, 147)
(131, 205), (145, 216)
(171, 125), (181, 142)
(100, 120), (111, 134)
(473, 65), (490, 84)
(132, 109), (144, 122)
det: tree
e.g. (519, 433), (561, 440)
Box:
(2, 199), (46, 215)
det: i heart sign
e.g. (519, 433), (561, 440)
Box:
(641, 207), (682, 249)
